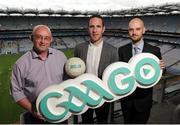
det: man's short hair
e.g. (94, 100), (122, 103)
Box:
(32, 25), (52, 36)
(88, 14), (105, 27)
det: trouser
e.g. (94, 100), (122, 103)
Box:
(121, 101), (151, 124)
(81, 102), (110, 124)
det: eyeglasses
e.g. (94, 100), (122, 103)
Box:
(32, 35), (51, 42)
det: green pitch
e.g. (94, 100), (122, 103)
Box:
(0, 49), (73, 123)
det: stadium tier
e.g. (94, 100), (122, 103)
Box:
(0, 14), (180, 74)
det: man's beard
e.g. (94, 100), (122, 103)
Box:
(131, 36), (142, 43)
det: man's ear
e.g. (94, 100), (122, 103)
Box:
(102, 26), (105, 33)
(29, 34), (33, 41)
(50, 37), (53, 43)
(143, 27), (146, 34)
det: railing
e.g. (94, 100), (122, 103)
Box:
(156, 74), (180, 103)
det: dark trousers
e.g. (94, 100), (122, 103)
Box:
(81, 102), (110, 124)
(121, 100), (151, 124)
(20, 112), (68, 124)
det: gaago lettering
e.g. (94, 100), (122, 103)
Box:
(36, 53), (162, 123)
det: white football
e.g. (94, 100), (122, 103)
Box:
(65, 57), (86, 78)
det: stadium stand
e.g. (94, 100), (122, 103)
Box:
(1, 14), (180, 75)
(18, 39), (33, 53)
(61, 37), (76, 48)
(1, 40), (18, 54)
(73, 36), (87, 44)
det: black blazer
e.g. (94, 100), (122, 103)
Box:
(74, 41), (119, 79)
(118, 42), (162, 112)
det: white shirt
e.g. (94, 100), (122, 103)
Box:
(86, 41), (103, 76)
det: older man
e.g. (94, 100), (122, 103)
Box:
(10, 25), (67, 123)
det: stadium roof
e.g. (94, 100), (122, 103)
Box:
(0, 3), (180, 17)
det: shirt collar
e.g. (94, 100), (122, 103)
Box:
(89, 40), (103, 48)
(132, 39), (144, 51)
(31, 48), (53, 59)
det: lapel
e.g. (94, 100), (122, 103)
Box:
(142, 42), (148, 52)
(99, 42), (106, 68)
(82, 43), (89, 63)
(98, 42), (108, 76)
(126, 43), (133, 61)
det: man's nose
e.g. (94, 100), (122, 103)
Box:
(93, 28), (97, 32)
(39, 37), (46, 43)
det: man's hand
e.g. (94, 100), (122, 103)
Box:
(31, 101), (46, 121)
(17, 98), (46, 121)
(159, 59), (166, 70)
(32, 110), (45, 121)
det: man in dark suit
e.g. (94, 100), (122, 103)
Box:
(118, 17), (165, 124)
(74, 15), (118, 123)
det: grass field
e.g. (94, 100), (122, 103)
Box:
(0, 49), (73, 123)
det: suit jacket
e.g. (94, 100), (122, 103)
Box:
(118, 41), (162, 112)
(74, 41), (119, 79)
